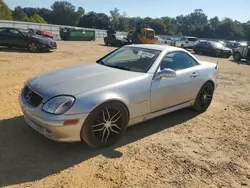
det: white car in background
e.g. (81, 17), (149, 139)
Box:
(156, 36), (167, 45)
(175, 36), (199, 49)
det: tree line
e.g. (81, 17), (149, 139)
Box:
(0, 0), (250, 41)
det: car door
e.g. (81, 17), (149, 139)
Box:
(150, 51), (200, 112)
(176, 37), (184, 47)
(195, 42), (204, 53)
(203, 42), (213, 54)
(243, 46), (249, 58)
(8, 29), (29, 48)
(0, 28), (9, 46)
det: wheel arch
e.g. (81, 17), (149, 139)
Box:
(93, 99), (130, 120)
(82, 97), (131, 124)
(204, 80), (215, 90)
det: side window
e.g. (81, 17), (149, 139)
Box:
(9, 29), (19, 35)
(1, 29), (20, 36)
(159, 51), (197, 71)
(0, 29), (11, 35)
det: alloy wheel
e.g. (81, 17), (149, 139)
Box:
(29, 43), (37, 52)
(92, 108), (123, 143)
(199, 87), (213, 108)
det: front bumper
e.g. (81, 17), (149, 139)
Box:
(42, 42), (57, 50)
(19, 89), (88, 142)
(219, 50), (232, 57)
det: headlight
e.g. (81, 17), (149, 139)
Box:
(42, 96), (75, 115)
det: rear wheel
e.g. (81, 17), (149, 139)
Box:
(181, 44), (184, 48)
(81, 101), (129, 148)
(194, 48), (201, 54)
(28, 42), (39, 52)
(192, 82), (214, 112)
(233, 52), (241, 61)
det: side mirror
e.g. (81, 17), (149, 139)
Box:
(155, 68), (177, 80)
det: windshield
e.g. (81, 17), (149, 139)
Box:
(18, 28), (33, 36)
(188, 37), (197, 42)
(97, 47), (161, 73)
(146, 30), (154, 39)
(210, 41), (224, 49)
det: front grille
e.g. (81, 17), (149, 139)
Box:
(23, 86), (43, 107)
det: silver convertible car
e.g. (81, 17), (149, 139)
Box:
(19, 45), (218, 148)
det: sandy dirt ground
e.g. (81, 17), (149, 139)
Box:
(0, 40), (250, 188)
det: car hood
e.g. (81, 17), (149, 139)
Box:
(27, 63), (144, 100)
(219, 46), (232, 51)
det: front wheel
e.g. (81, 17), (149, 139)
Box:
(194, 48), (201, 54)
(192, 82), (214, 112)
(81, 101), (129, 148)
(233, 52), (241, 62)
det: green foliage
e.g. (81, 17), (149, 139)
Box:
(50, 1), (83, 26)
(2, 0), (250, 40)
(78, 11), (111, 30)
(22, 13), (30, 22)
(149, 19), (166, 34)
(30, 13), (47, 23)
(0, 0), (12, 20)
(13, 6), (25, 20)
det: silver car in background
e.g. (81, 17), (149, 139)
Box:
(19, 45), (218, 148)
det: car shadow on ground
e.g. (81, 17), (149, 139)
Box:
(229, 59), (250, 65)
(0, 108), (199, 187)
(0, 47), (53, 53)
(98, 44), (118, 48)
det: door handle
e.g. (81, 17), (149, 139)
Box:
(190, 72), (199, 78)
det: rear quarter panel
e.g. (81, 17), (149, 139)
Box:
(195, 62), (218, 92)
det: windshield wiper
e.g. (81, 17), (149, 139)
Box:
(96, 60), (105, 65)
(105, 64), (131, 71)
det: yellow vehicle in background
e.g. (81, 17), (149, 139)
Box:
(127, 21), (158, 44)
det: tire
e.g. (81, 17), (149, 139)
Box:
(28, 42), (39, 52)
(213, 50), (220, 57)
(104, 40), (108, 46)
(192, 82), (214, 112)
(81, 101), (129, 148)
(233, 52), (241, 61)
(194, 48), (201, 54)
(181, 44), (184, 48)
(119, 42), (124, 47)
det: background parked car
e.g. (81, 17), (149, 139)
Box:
(170, 37), (180, 46)
(28, 28), (54, 39)
(175, 36), (199, 49)
(156, 36), (167, 45)
(225, 41), (248, 50)
(193, 40), (232, 58)
(0, 27), (57, 52)
(104, 34), (132, 47)
(217, 40), (226, 46)
(233, 46), (250, 62)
